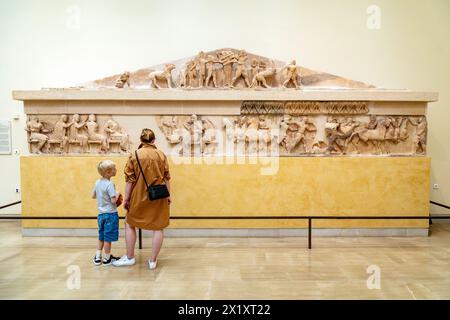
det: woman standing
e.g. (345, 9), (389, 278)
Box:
(113, 128), (171, 269)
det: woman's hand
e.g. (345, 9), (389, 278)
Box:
(124, 199), (131, 211)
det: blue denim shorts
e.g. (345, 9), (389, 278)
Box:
(98, 212), (119, 242)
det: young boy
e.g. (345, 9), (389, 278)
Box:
(92, 160), (123, 266)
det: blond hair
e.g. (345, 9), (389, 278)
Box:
(97, 160), (116, 176)
(140, 128), (155, 143)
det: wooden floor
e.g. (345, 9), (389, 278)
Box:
(1, 221), (450, 299)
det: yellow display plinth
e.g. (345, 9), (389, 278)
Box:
(20, 156), (430, 229)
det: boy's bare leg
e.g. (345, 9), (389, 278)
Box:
(150, 230), (164, 262)
(97, 240), (104, 251)
(125, 222), (136, 259)
(103, 242), (111, 255)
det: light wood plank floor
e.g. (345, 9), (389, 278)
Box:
(1, 221), (450, 299)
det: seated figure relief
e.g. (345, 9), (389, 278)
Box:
(26, 114), (130, 155)
(104, 120), (130, 153)
(25, 116), (52, 154)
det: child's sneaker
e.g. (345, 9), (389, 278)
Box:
(93, 256), (102, 266)
(112, 255), (136, 267)
(103, 255), (120, 266)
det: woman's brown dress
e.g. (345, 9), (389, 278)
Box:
(124, 143), (171, 230)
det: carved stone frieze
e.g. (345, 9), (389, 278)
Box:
(25, 114), (131, 155)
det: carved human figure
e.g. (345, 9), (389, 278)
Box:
(201, 118), (217, 155)
(104, 119), (130, 153)
(160, 116), (182, 144)
(231, 50), (251, 88)
(409, 116), (427, 154)
(149, 64), (176, 89)
(250, 59), (260, 81)
(282, 60), (301, 89)
(183, 60), (197, 88)
(365, 115), (378, 130)
(115, 71), (130, 88)
(25, 116), (52, 154)
(324, 117), (345, 154)
(181, 114), (203, 154)
(86, 114), (108, 153)
(196, 51), (208, 88)
(53, 114), (74, 153)
(205, 55), (219, 88)
(390, 117), (409, 142)
(217, 50), (237, 87)
(72, 114), (89, 153)
(399, 117), (409, 141)
(280, 116), (315, 153)
(339, 117), (360, 152)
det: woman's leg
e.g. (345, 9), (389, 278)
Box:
(150, 230), (164, 262)
(125, 222), (136, 259)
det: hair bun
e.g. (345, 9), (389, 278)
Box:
(140, 128), (155, 143)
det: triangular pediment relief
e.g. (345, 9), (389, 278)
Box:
(79, 48), (374, 90)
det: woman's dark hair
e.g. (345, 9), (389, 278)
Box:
(140, 128), (155, 143)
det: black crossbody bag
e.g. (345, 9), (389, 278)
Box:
(135, 150), (170, 201)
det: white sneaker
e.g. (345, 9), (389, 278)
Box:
(148, 260), (157, 270)
(112, 255), (136, 267)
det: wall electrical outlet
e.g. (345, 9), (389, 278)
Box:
(433, 183), (439, 189)
(15, 187), (20, 193)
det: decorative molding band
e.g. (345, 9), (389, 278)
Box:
(241, 101), (369, 115)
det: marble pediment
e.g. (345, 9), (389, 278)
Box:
(81, 48), (375, 90)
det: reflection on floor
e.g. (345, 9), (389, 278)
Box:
(1, 221), (449, 299)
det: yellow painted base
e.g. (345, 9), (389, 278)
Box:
(20, 156), (430, 229)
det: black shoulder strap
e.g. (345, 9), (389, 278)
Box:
(135, 150), (149, 188)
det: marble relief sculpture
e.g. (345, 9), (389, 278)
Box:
(217, 50), (237, 88)
(204, 55), (219, 88)
(26, 111), (427, 157)
(86, 114), (108, 153)
(131, 49), (307, 90)
(149, 64), (176, 89)
(71, 114), (89, 153)
(115, 72), (130, 88)
(279, 116), (317, 154)
(26, 114), (130, 155)
(53, 115), (74, 153)
(282, 60), (301, 89)
(251, 67), (277, 88)
(156, 114), (218, 156)
(231, 50), (251, 88)
(409, 116), (427, 154)
(25, 116), (52, 154)
(104, 120), (130, 153)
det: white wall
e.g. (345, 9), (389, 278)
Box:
(1, 0), (449, 214)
